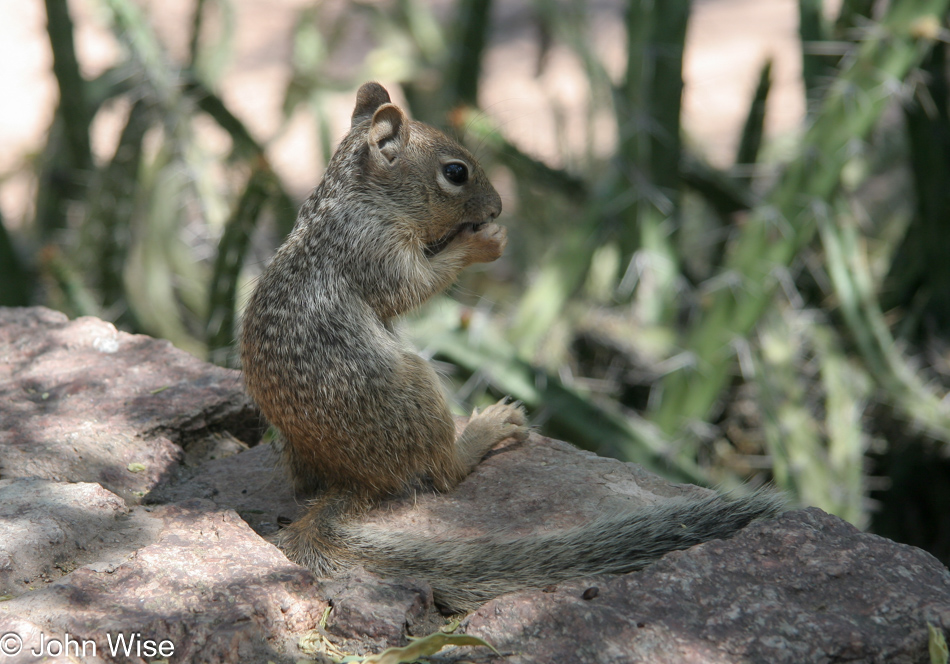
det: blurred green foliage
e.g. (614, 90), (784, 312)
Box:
(5, 0), (950, 559)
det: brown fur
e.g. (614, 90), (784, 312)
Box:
(240, 83), (783, 613)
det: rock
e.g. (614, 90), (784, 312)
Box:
(0, 479), (157, 596)
(145, 441), (301, 537)
(0, 616), (86, 664)
(0, 500), (327, 664)
(2, 306), (949, 664)
(318, 568), (443, 655)
(152, 427), (713, 539)
(355, 433), (714, 542)
(0, 307), (263, 502)
(461, 508), (950, 663)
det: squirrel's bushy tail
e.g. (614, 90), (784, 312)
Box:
(311, 489), (784, 612)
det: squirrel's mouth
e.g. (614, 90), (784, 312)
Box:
(424, 219), (488, 257)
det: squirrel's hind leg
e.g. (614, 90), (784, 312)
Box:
(277, 493), (362, 577)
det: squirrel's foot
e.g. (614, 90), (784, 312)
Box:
(276, 496), (355, 578)
(471, 398), (529, 437)
(458, 398), (530, 462)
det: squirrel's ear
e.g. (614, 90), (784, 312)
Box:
(368, 104), (409, 164)
(352, 82), (392, 128)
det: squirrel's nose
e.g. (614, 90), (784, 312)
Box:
(487, 190), (502, 219)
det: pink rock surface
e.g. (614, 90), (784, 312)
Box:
(2, 307), (949, 663)
(0, 500), (325, 664)
(0, 479), (138, 595)
(462, 508), (950, 663)
(0, 307), (261, 502)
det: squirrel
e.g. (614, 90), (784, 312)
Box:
(240, 82), (784, 613)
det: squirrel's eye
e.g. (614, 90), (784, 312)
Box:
(443, 162), (468, 185)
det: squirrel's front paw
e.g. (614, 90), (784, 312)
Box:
(464, 222), (508, 264)
(468, 398), (530, 445)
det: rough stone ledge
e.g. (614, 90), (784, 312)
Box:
(0, 478), (149, 596)
(0, 307), (264, 503)
(0, 498), (328, 663)
(2, 306), (949, 663)
(458, 507), (950, 664)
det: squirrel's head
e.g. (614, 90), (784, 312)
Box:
(348, 82), (502, 254)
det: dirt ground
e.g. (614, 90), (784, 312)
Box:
(0, 0), (809, 225)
